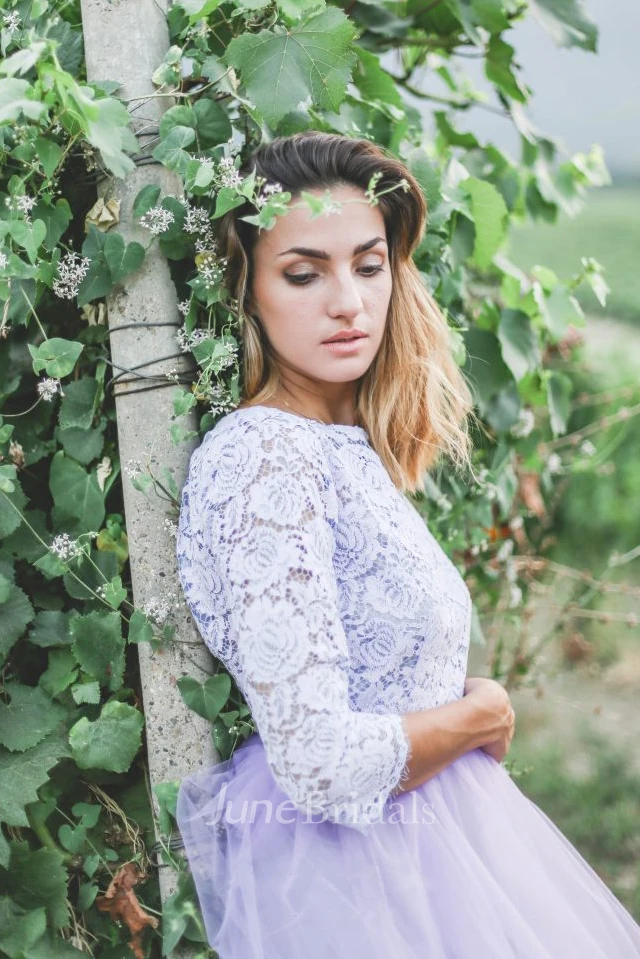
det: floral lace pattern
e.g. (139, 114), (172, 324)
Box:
(176, 406), (472, 830)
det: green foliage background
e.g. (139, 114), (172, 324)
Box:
(0, 0), (633, 955)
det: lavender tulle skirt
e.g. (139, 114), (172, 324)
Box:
(176, 732), (640, 958)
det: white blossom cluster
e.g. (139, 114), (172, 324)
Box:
(175, 326), (213, 353)
(207, 381), (236, 416)
(3, 11), (20, 34)
(49, 532), (97, 562)
(141, 590), (179, 626)
(177, 299), (191, 316)
(123, 458), (142, 479)
(197, 251), (228, 289)
(216, 155), (242, 190)
(163, 517), (178, 538)
(183, 201), (217, 252)
(53, 251), (91, 299)
(139, 206), (175, 235)
(5, 194), (37, 223)
(254, 180), (284, 209)
(37, 377), (64, 401)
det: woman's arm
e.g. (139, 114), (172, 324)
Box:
(392, 678), (516, 795)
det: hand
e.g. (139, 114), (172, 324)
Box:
(463, 676), (516, 763)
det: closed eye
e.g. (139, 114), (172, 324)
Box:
(284, 265), (385, 286)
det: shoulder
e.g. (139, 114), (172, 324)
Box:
(185, 406), (335, 509)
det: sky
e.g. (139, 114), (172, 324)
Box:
(398, 0), (640, 178)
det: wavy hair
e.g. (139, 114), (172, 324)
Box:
(215, 131), (477, 494)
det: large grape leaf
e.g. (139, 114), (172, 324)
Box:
(0, 580), (35, 666)
(0, 733), (71, 826)
(0, 683), (66, 752)
(68, 701), (144, 772)
(224, 8), (357, 126)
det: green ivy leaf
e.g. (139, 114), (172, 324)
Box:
(33, 198), (72, 252)
(152, 125), (196, 174)
(0, 79), (47, 123)
(69, 701), (144, 772)
(28, 337), (84, 378)
(34, 137), (63, 179)
(545, 369), (573, 436)
(462, 327), (514, 416)
(528, 0), (597, 51)
(177, 673), (232, 722)
(102, 232), (145, 284)
(224, 8), (357, 126)
(58, 377), (100, 430)
(498, 309), (541, 382)
(128, 609), (155, 644)
(485, 37), (529, 103)
(460, 177), (509, 270)
(132, 184), (162, 219)
(49, 451), (105, 534)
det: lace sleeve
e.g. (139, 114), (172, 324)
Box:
(177, 417), (412, 831)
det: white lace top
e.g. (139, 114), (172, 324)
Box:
(176, 405), (472, 831)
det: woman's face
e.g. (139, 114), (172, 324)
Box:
(249, 184), (393, 400)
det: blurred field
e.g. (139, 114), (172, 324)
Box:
(470, 209), (640, 918)
(507, 182), (640, 324)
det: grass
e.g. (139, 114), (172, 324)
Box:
(507, 183), (640, 324)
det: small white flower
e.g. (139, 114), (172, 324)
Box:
(53, 251), (91, 299)
(5, 194), (36, 223)
(123, 458), (142, 479)
(37, 377), (64, 401)
(194, 232), (217, 253)
(0, 252), (8, 270)
(163, 517), (178, 537)
(580, 440), (596, 457)
(139, 206), (175, 235)
(3, 11), (20, 33)
(197, 252), (227, 289)
(184, 204), (211, 235)
(175, 327), (213, 353)
(50, 533), (83, 561)
(177, 299), (191, 316)
(142, 589), (179, 626)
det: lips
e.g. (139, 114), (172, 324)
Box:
(322, 332), (368, 344)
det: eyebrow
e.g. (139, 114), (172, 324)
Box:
(277, 236), (387, 259)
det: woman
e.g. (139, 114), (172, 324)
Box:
(175, 131), (640, 957)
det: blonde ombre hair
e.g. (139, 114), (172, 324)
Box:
(216, 131), (477, 494)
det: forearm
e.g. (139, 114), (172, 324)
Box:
(391, 695), (489, 795)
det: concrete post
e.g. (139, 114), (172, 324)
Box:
(78, 0), (217, 941)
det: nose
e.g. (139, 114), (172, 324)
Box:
(327, 267), (364, 318)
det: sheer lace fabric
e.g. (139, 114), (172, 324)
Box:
(176, 406), (472, 831)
